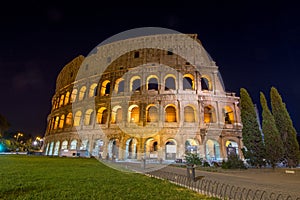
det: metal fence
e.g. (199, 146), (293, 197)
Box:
(146, 171), (300, 200)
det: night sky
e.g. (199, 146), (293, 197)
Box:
(1, 1), (300, 137)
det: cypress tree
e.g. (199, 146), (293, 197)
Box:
(260, 92), (284, 169)
(270, 87), (300, 167)
(0, 114), (10, 138)
(240, 88), (265, 167)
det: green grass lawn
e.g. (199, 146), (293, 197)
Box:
(0, 155), (218, 200)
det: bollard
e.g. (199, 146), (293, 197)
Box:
(186, 164), (196, 181)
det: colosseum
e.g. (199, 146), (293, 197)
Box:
(44, 31), (243, 164)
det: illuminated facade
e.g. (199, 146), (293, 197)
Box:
(44, 33), (243, 162)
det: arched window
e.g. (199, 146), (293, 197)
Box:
(204, 105), (216, 123)
(80, 139), (88, 150)
(100, 80), (110, 96)
(201, 77), (210, 90)
(115, 78), (124, 93)
(206, 139), (220, 160)
(147, 76), (158, 90)
(111, 106), (122, 124)
(223, 106), (234, 124)
(51, 118), (56, 130)
(61, 140), (68, 150)
(59, 95), (64, 107)
(54, 116), (59, 130)
(129, 106), (139, 123)
(70, 140), (77, 150)
(97, 107), (108, 124)
(55, 97), (60, 109)
(130, 76), (141, 92)
(89, 83), (98, 97)
(226, 140), (239, 156)
(65, 113), (72, 126)
(79, 86), (86, 101)
(147, 105), (158, 122)
(84, 109), (94, 125)
(183, 74), (194, 90)
(165, 76), (176, 90)
(71, 89), (78, 103)
(130, 107), (140, 123)
(165, 105), (177, 122)
(59, 114), (65, 129)
(47, 119), (52, 131)
(74, 111), (82, 126)
(185, 139), (198, 153)
(184, 106), (195, 122)
(53, 141), (60, 156)
(64, 92), (70, 105)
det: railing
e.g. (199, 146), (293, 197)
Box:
(146, 171), (299, 200)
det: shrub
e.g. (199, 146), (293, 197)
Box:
(185, 153), (203, 166)
(221, 154), (247, 169)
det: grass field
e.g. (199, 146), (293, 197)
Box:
(0, 155), (218, 200)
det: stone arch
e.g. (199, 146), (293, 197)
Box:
(145, 138), (159, 158)
(201, 75), (212, 91)
(165, 138), (177, 160)
(59, 114), (65, 129)
(225, 140), (239, 156)
(204, 105), (216, 123)
(61, 140), (68, 150)
(53, 116), (59, 130)
(65, 112), (72, 127)
(183, 74), (195, 90)
(73, 111), (82, 126)
(78, 86), (86, 101)
(164, 74), (176, 90)
(71, 88), (78, 103)
(100, 80), (110, 96)
(53, 141), (60, 156)
(146, 104), (159, 122)
(108, 139), (119, 160)
(184, 105), (196, 122)
(70, 139), (77, 150)
(130, 76), (141, 92)
(89, 83), (98, 97)
(97, 107), (108, 124)
(92, 139), (103, 157)
(84, 109), (94, 125)
(111, 105), (122, 124)
(165, 104), (177, 122)
(64, 91), (70, 105)
(147, 75), (159, 90)
(59, 94), (64, 107)
(128, 104), (139, 123)
(223, 106), (234, 124)
(185, 139), (198, 154)
(48, 141), (54, 156)
(114, 78), (124, 93)
(206, 139), (220, 161)
(125, 138), (138, 159)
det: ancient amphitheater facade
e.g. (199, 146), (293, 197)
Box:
(44, 32), (243, 163)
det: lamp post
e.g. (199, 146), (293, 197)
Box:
(14, 132), (23, 142)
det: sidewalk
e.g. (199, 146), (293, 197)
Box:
(105, 160), (300, 199)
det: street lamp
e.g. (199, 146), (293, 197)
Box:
(14, 132), (23, 142)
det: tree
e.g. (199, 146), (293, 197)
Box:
(260, 92), (284, 169)
(240, 88), (265, 167)
(270, 87), (300, 167)
(0, 114), (10, 138)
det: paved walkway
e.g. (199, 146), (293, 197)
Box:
(105, 161), (300, 199)
(159, 166), (300, 199)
